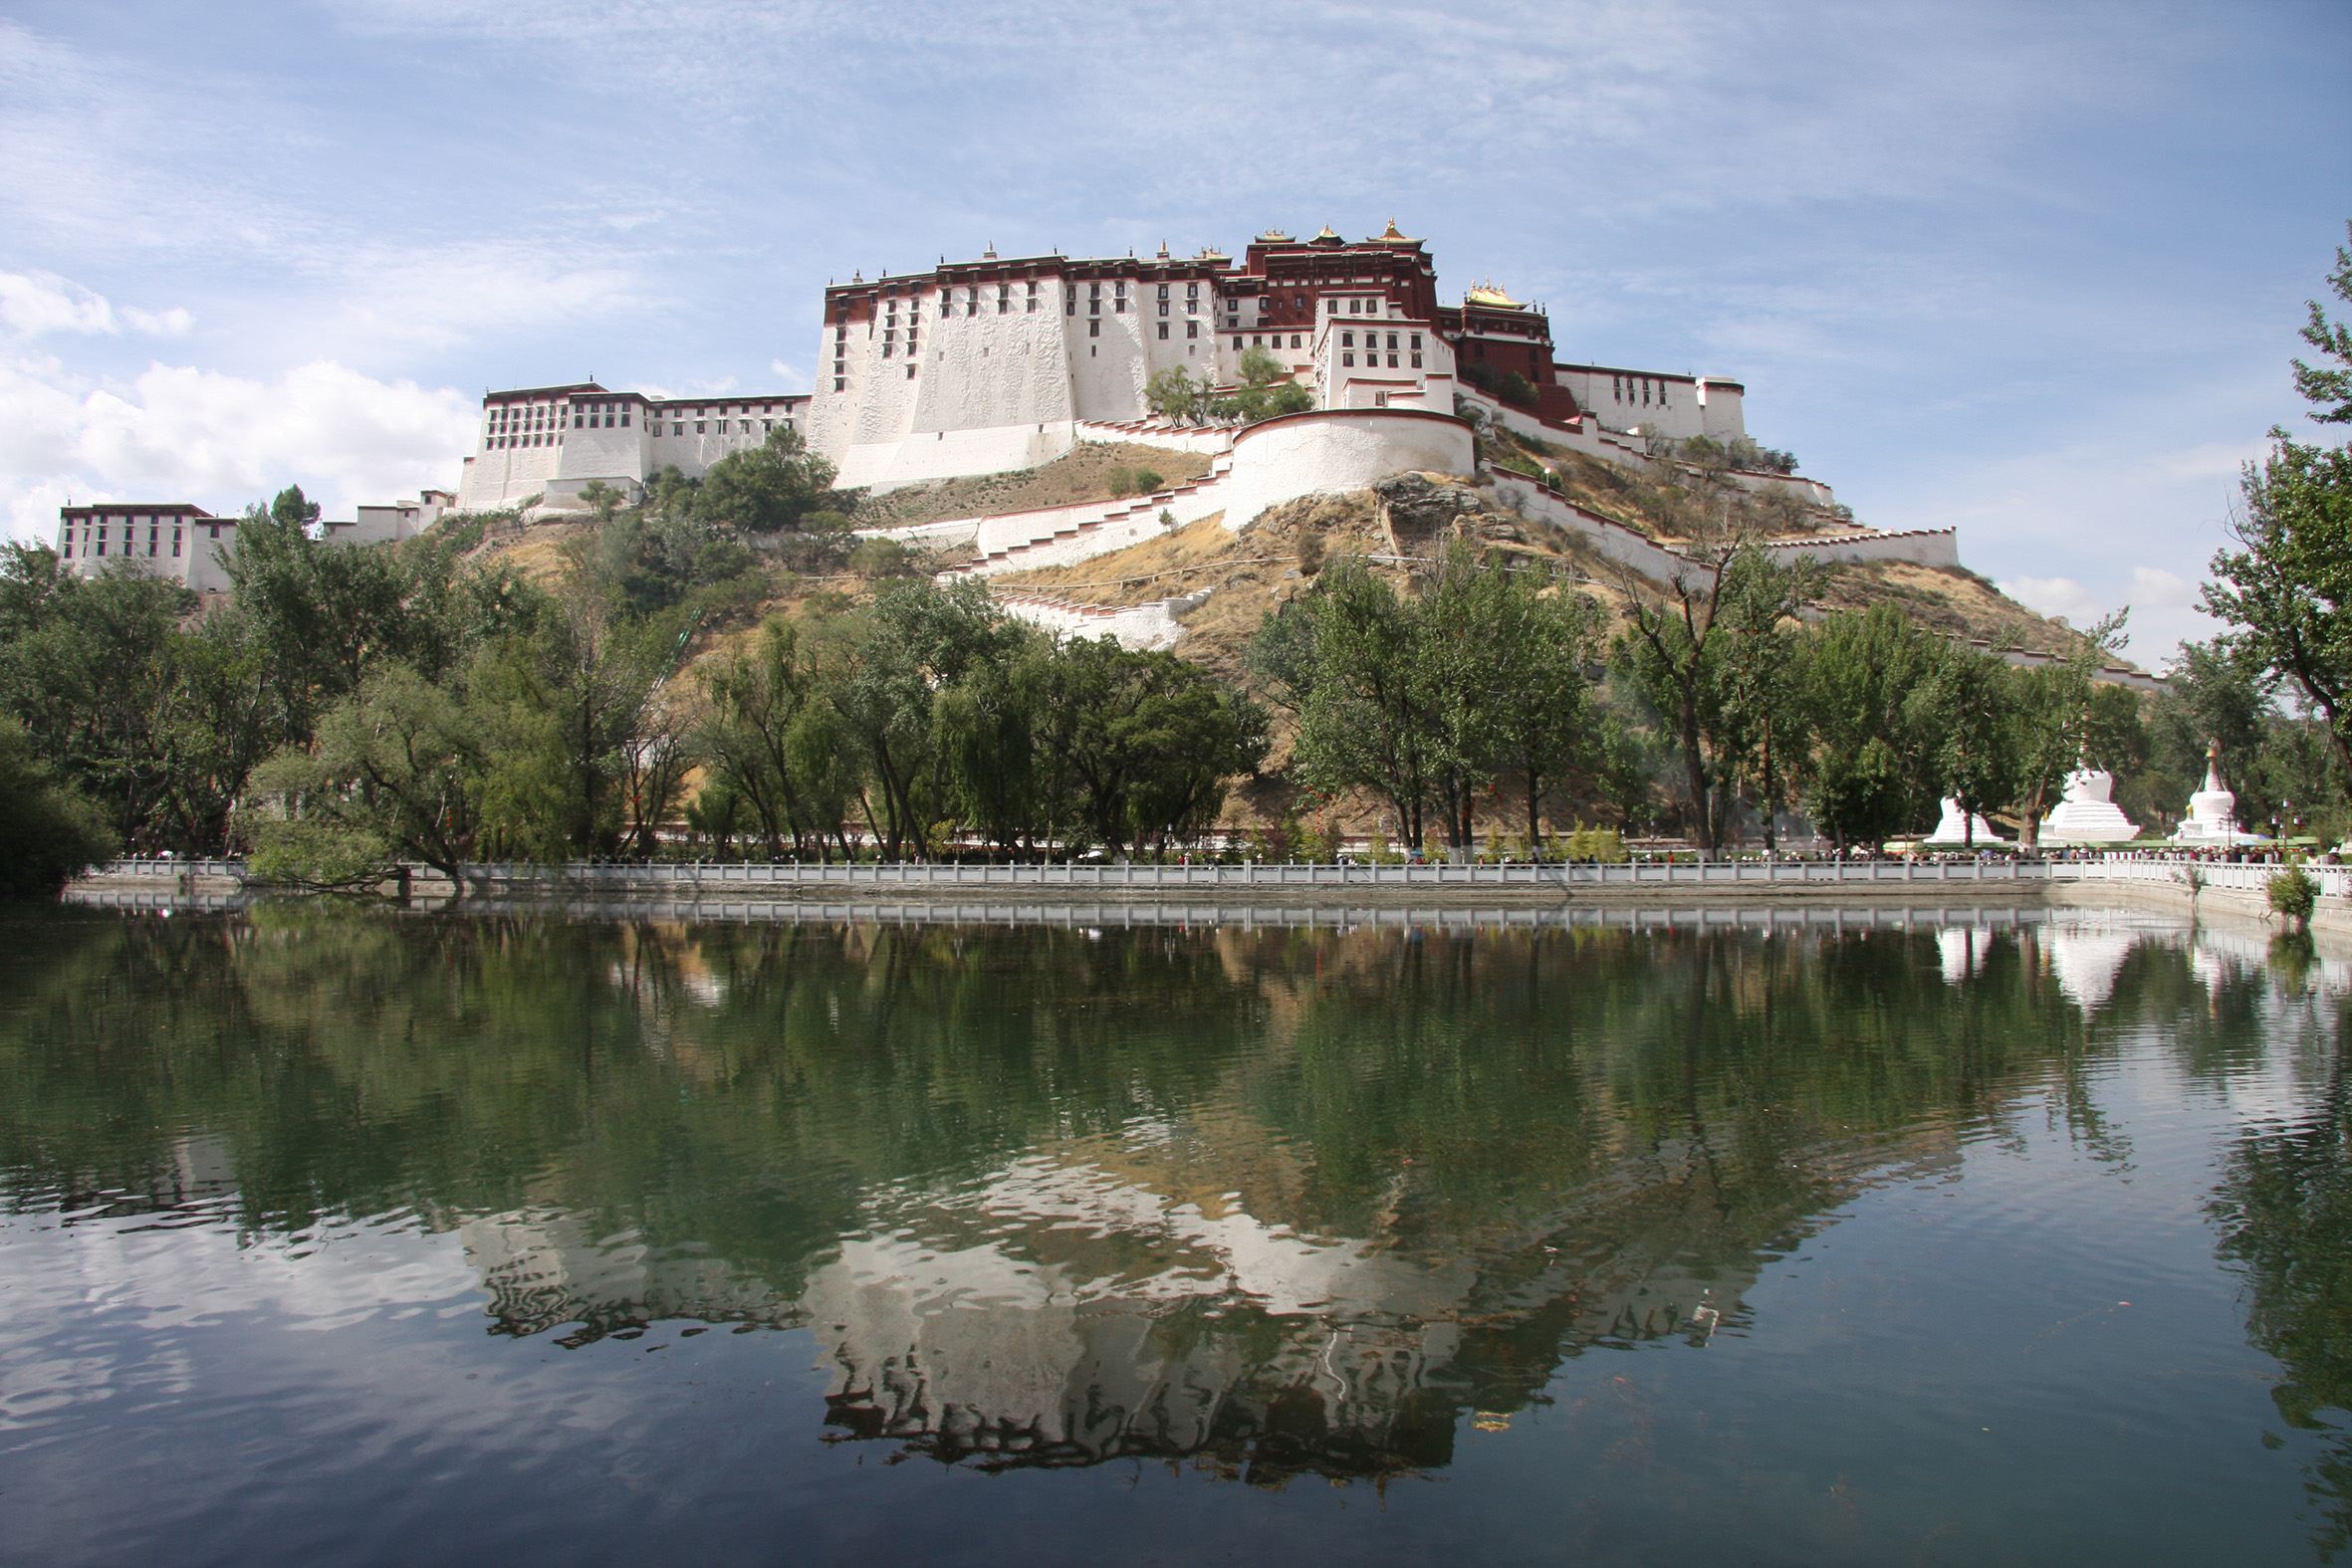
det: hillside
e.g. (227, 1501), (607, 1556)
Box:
(848, 441), (1215, 530)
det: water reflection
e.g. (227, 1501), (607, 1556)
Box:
(0, 905), (2345, 1494)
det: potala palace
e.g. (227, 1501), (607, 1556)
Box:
(57, 222), (1963, 598)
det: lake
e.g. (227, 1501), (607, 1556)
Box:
(2, 903), (2346, 1566)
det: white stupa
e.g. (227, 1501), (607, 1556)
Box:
(2038, 768), (2140, 845)
(1922, 797), (2008, 846)
(2171, 741), (2267, 848)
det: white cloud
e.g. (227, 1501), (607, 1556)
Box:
(1997, 574), (2106, 629)
(0, 270), (188, 338)
(1, 350), (475, 539)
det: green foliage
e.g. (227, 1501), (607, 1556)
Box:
(847, 537), (914, 577)
(694, 425), (844, 534)
(2207, 225), (2352, 784)
(1144, 365), (1204, 422)
(2270, 863), (2320, 927)
(1104, 465), (1165, 499)
(1212, 347), (1316, 425)
(1614, 546), (1814, 852)
(0, 717), (117, 894)
(1280, 547), (1599, 851)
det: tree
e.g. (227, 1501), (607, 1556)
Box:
(1144, 366), (1204, 423)
(823, 577), (1019, 859)
(694, 426), (844, 534)
(1484, 571), (1603, 848)
(0, 716), (116, 894)
(699, 617), (845, 858)
(1796, 603), (1939, 852)
(2205, 221), (2352, 780)
(1614, 542), (1810, 854)
(1215, 347), (1315, 425)
(2004, 613), (2131, 847)
(1033, 637), (1268, 857)
(1292, 558), (1447, 849)
(245, 662), (482, 889)
(1907, 642), (2017, 847)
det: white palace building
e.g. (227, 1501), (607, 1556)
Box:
(60, 222), (1976, 604)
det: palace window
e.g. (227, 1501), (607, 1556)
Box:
(882, 343), (892, 358)
(1328, 299), (1340, 314)
(1187, 299), (1197, 315)
(172, 528), (181, 557)
(1342, 352), (1355, 366)
(1387, 334), (1398, 350)
(1088, 319), (1100, 337)
(1187, 282), (1199, 298)
(1411, 334), (1422, 350)
(674, 422), (685, 435)
(1158, 323), (1168, 339)
(1232, 336), (1243, 349)
(1186, 322), (1199, 338)
(1341, 333), (1353, 347)
(1388, 354), (1398, 367)
(834, 378), (845, 391)
(1157, 283), (1169, 300)
(696, 421), (707, 433)
(907, 363), (917, 378)
(1090, 298), (1100, 316)
(1252, 335), (1262, 345)
(1291, 335), (1301, 348)
(1066, 293), (1075, 315)
(1411, 353), (1422, 367)
(1159, 302), (1168, 317)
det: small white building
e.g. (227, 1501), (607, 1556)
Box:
(55, 502), (239, 593)
(321, 490), (459, 547)
(455, 382), (812, 513)
(2039, 770), (2141, 845)
(2171, 742), (2268, 848)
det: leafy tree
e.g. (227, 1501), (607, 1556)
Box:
(823, 577), (1019, 858)
(695, 426), (845, 535)
(1614, 543), (1810, 854)
(698, 617), (849, 859)
(1215, 347), (1315, 425)
(2205, 221), (2352, 780)
(1144, 366), (1203, 423)
(1293, 558), (1447, 849)
(1031, 637), (1267, 857)
(1907, 642), (2017, 847)
(245, 662), (481, 888)
(1796, 603), (1938, 851)
(0, 716), (116, 893)
(2004, 612), (2134, 847)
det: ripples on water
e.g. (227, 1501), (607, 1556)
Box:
(0, 904), (2347, 1565)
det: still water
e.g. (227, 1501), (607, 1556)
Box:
(1, 903), (2347, 1565)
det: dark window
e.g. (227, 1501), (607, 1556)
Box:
(1341, 333), (1353, 347)
(907, 363), (917, 378)
(1343, 352), (1355, 366)
(1232, 336), (1243, 349)
(1186, 322), (1199, 338)
(1388, 354), (1398, 367)
(1089, 319), (1100, 337)
(1411, 352), (1423, 368)
(1158, 323), (1169, 339)
(833, 378), (845, 391)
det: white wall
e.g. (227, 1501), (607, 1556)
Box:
(1218, 408), (1476, 533)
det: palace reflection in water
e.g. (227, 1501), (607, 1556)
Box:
(2, 904), (2349, 1515)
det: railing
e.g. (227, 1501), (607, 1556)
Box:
(85, 853), (2347, 896)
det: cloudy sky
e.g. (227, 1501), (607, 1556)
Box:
(2, 0), (2345, 661)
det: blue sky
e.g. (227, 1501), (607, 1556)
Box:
(2, 0), (2345, 661)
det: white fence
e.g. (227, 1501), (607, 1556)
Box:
(87, 853), (2347, 896)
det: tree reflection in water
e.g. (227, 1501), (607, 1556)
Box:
(0, 904), (2342, 1493)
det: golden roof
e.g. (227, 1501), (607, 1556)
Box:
(1465, 280), (1526, 309)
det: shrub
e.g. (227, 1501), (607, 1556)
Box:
(2269, 863), (2319, 928)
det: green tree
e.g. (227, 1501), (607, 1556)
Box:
(1796, 603), (1939, 851)
(1032, 637), (1268, 857)
(1292, 558), (1447, 849)
(2206, 222), (2352, 780)
(1144, 366), (1204, 423)
(1615, 543), (1811, 854)
(1216, 347), (1315, 425)
(0, 716), (117, 894)
(245, 662), (482, 888)
(695, 426), (845, 535)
